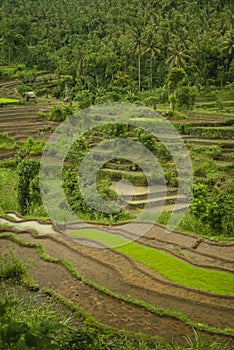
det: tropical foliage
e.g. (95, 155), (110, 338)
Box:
(0, 0), (233, 100)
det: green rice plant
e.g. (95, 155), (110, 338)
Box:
(118, 244), (234, 295)
(71, 229), (234, 295)
(0, 98), (19, 105)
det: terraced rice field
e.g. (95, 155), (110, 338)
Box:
(0, 213), (233, 346)
(0, 106), (57, 140)
(0, 78), (59, 150)
(0, 81), (233, 346)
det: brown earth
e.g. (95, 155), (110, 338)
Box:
(0, 104), (58, 143)
(0, 217), (233, 347)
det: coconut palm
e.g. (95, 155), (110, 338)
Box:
(166, 42), (191, 69)
(127, 24), (147, 91)
(144, 21), (161, 89)
(222, 30), (234, 57)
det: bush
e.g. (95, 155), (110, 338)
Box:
(208, 188), (234, 236)
(169, 93), (176, 111)
(38, 111), (48, 119)
(143, 96), (158, 109)
(0, 66), (16, 80)
(22, 137), (45, 155)
(47, 105), (74, 122)
(36, 87), (50, 97)
(17, 158), (40, 214)
(0, 168), (19, 211)
(189, 184), (208, 220)
(16, 84), (32, 96)
(75, 90), (93, 109)
(17, 69), (37, 84)
(176, 86), (196, 110)
(0, 133), (17, 150)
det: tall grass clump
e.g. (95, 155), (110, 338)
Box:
(0, 249), (27, 281)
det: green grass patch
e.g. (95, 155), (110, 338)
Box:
(99, 168), (147, 185)
(0, 249), (27, 281)
(71, 228), (128, 247)
(71, 229), (234, 295)
(0, 98), (19, 105)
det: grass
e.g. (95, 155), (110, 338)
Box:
(0, 97), (19, 105)
(71, 229), (234, 295)
(0, 133), (18, 151)
(1, 283), (230, 350)
(0, 249), (27, 280)
(0, 168), (19, 212)
(184, 329), (231, 350)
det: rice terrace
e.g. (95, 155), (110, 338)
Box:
(0, 1), (234, 349)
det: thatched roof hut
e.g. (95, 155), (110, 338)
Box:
(23, 91), (36, 101)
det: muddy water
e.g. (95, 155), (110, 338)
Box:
(0, 213), (59, 236)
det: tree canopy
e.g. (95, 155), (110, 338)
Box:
(0, 0), (233, 94)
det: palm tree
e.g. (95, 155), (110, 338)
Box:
(126, 4), (151, 92)
(222, 30), (234, 58)
(166, 42), (191, 69)
(127, 24), (147, 91)
(144, 22), (161, 89)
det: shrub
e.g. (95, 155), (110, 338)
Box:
(167, 67), (186, 92)
(169, 93), (177, 111)
(176, 86), (196, 110)
(0, 133), (17, 150)
(75, 90), (93, 109)
(189, 184), (209, 220)
(143, 96), (158, 109)
(0, 168), (19, 211)
(208, 188), (234, 236)
(47, 105), (74, 122)
(22, 137), (45, 155)
(16, 84), (32, 95)
(17, 158), (40, 214)
(36, 87), (50, 97)
(17, 69), (37, 84)
(38, 111), (48, 119)
(0, 301), (60, 350)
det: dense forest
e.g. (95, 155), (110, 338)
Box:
(0, 0), (233, 237)
(0, 0), (233, 98)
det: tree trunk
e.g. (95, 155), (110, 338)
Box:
(138, 51), (141, 92)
